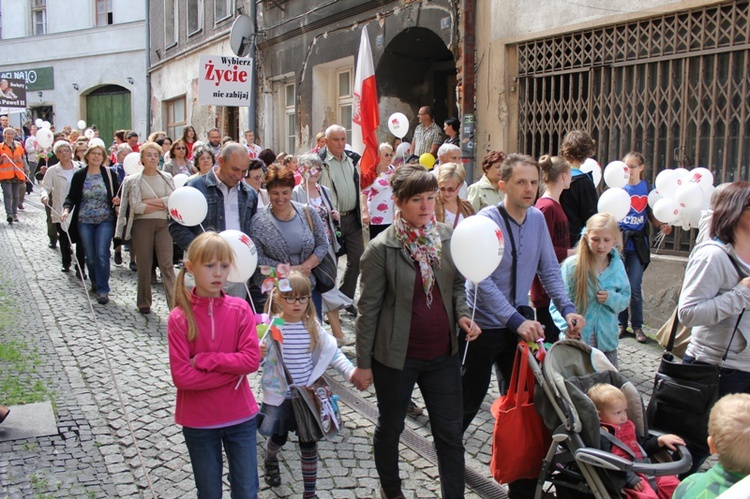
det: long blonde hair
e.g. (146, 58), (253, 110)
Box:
(174, 232), (235, 342)
(572, 213), (622, 313)
(266, 271), (319, 352)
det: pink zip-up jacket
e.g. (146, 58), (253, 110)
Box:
(168, 290), (260, 428)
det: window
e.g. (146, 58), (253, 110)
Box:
(95, 0), (113, 26)
(336, 68), (353, 144)
(215, 0), (233, 23)
(284, 83), (296, 153)
(166, 97), (186, 142)
(187, 0), (202, 35)
(164, 0), (177, 47)
(31, 0), (46, 36)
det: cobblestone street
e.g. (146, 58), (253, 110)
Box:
(0, 190), (669, 498)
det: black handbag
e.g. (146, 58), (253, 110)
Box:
(303, 206), (337, 293)
(646, 250), (745, 454)
(273, 340), (342, 442)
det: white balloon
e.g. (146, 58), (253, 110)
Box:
(387, 112), (409, 139)
(168, 186), (208, 227)
(122, 152), (143, 175)
(450, 216), (505, 284)
(674, 168), (690, 187)
(36, 128), (54, 149)
(603, 161), (630, 189)
(220, 230), (259, 283)
(688, 167), (714, 195)
(172, 173), (189, 189)
(597, 187), (631, 222)
(88, 138), (105, 149)
(42, 121), (51, 129)
(35, 118), (43, 127)
(653, 197), (680, 224)
(687, 206), (702, 228)
(647, 189), (663, 209)
(84, 128), (95, 139)
(395, 142), (410, 158)
(655, 169), (679, 198)
(675, 183), (704, 211)
(580, 158), (602, 187)
(77, 120), (86, 130)
(701, 185), (715, 210)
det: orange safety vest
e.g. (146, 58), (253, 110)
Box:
(0, 141), (25, 182)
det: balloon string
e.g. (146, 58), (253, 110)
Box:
(461, 290), (479, 368)
(199, 223), (206, 233)
(244, 283), (257, 316)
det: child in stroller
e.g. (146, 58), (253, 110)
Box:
(588, 383), (684, 498)
(531, 340), (691, 499)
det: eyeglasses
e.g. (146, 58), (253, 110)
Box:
(282, 295), (310, 304)
(174, 146), (186, 150)
(383, 153), (394, 157)
(439, 186), (458, 193)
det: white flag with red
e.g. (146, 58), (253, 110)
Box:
(352, 26), (380, 189)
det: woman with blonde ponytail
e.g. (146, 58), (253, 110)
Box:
(167, 232), (261, 497)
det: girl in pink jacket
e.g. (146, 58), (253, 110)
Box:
(168, 232), (261, 498)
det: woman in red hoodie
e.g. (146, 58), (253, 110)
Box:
(168, 232), (261, 498)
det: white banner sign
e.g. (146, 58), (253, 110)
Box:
(198, 55), (253, 107)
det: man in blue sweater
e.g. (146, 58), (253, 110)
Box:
(460, 153), (585, 498)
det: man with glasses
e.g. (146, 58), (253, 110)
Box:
(409, 106), (442, 158)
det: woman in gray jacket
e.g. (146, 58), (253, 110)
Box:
(250, 165), (329, 317)
(679, 181), (750, 396)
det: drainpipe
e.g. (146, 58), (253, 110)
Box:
(461, 0), (476, 182)
(145, 0), (152, 136)
(248, 0), (258, 132)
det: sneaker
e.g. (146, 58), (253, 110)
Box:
(634, 328), (648, 343)
(264, 459), (281, 487)
(407, 400), (423, 418)
(97, 294), (109, 305)
(6, 216), (12, 225)
(336, 337), (354, 347)
(12, 215), (18, 222)
(114, 250), (122, 265)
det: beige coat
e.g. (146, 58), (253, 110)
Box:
(355, 223), (470, 370)
(40, 162), (83, 223)
(115, 170), (175, 241)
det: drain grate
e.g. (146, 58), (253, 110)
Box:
(325, 374), (508, 499)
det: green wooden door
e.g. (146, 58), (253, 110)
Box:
(86, 86), (131, 150)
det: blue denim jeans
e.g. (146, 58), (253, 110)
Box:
(372, 354), (465, 499)
(77, 219), (115, 294)
(618, 250), (645, 329)
(1, 181), (23, 217)
(182, 418), (259, 499)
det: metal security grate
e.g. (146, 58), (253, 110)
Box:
(516, 0), (750, 254)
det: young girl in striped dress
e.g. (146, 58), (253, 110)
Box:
(257, 271), (358, 498)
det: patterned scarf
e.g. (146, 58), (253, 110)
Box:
(393, 212), (442, 307)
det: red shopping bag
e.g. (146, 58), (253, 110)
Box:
(490, 342), (551, 484)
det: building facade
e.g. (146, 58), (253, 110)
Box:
(0, 0), (147, 142)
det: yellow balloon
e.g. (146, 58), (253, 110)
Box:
(419, 153), (436, 170)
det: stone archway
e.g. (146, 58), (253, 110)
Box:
(376, 27), (457, 141)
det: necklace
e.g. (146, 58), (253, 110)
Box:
(272, 206), (295, 221)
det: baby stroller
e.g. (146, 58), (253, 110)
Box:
(529, 340), (692, 499)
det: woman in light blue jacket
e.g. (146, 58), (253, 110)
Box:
(551, 213), (631, 367)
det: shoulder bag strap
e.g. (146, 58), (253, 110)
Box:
(271, 339), (296, 387)
(665, 305), (681, 353)
(497, 203), (517, 307)
(303, 206), (314, 232)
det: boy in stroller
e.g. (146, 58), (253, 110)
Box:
(532, 340), (691, 499)
(588, 383), (683, 498)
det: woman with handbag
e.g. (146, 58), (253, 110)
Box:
(61, 144), (120, 304)
(292, 154), (353, 346)
(676, 181), (750, 470)
(116, 142), (176, 314)
(250, 165), (329, 318)
(354, 164), (482, 499)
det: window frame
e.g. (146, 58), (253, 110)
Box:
(165, 96), (187, 143)
(336, 67), (353, 145)
(214, 0), (233, 24)
(95, 0), (113, 27)
(164, 0), (178, 48)
(187, 0), (203, 37)
(284, 81), (297, 154)
(31, 0), (47, 36)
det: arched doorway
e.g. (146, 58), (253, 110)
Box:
(85, 85), (131, 145)
(376, 27), (457, 140)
